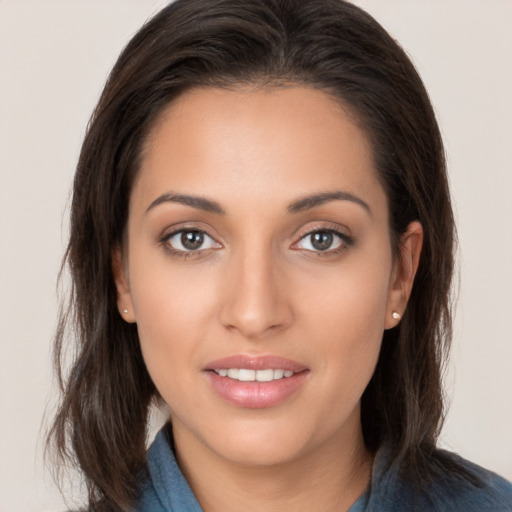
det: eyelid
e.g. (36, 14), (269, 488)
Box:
(158, 222), (352, 257)
(291, 222), (354, 253)
(160, 225), (222, 255)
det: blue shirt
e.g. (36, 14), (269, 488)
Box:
(135, 427), (512, 511)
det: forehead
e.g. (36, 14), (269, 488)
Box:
(133, 85), (386, 217)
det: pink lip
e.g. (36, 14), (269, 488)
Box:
(204, 354), (309, 409)
(205, 354), (308, 373)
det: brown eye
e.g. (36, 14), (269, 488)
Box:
(295, 230), (346, 252)
(181, 230), (204, 250)
(164, 229), (219, 252)
(310, 231), (334, 251)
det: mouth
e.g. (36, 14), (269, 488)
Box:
(204, 355), (309, 408)
(211, 368), (295, 381)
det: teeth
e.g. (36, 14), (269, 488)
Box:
(238, 369), (255, 381)
(274, 369), (284, 379)
(214, 368), (295, 381)
(255, 369), (274, 382)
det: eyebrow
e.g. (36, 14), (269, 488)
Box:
(145, 193), (225, 215)
(287, 191), (371, 216)
(145, 190), (371, 217)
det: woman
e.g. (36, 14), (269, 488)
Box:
(48, 0), (512, 510)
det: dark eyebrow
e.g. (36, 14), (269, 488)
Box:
(287, 191), (371, 216)
(145, 193), (225, 215)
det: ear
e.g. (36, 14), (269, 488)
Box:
(112, 246), (136, 323)
(385, 221), (423, 329)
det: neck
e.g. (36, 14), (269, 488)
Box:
(172, 416), (373, 512)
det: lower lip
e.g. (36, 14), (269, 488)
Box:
(205, 371), (309, 408)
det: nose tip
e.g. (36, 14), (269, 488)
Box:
(224, 308), (280, 339)
(219, 254), (292, 339)
(223, 296), (283, 339)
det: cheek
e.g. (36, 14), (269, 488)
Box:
(297, 250), (392, 386)
(299, 251), (392, 339)
(130, 239), (217, 324)
(128, 254), (219, 388)
(310, 285), (386, 385)
(303, 289), (385, 433)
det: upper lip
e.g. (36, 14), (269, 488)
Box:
(204, 354), (308, 373)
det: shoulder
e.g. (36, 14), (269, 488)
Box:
(422, 450), (512, 511)
(365, 447), (512, 512)
(132, 427), (203, 512)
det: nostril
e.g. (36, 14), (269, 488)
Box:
(218, 256), (294, 338)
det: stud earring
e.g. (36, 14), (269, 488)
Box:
(392, 311), (400, 320)
(123, 309), (128, 314)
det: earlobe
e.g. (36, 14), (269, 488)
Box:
(385, 221), (423, 329)
(112, 247), (136, 323)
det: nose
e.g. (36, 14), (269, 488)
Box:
(219, 244), (293, 340)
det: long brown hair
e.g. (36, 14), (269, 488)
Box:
(48, 0), (456, 509)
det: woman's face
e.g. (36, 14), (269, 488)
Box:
(115, 86), (420, 467)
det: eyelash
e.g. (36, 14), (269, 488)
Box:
(160, 228), (220, 260)
(159, 224), (354, 260)
(293, 227), (354, 257)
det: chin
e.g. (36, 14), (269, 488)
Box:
(212, 432), (311, 467)
(197, 412), (340, 468)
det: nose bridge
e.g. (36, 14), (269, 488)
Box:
(220, 240), (290, 338)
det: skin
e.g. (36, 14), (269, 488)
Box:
(113, 86), (422, 511)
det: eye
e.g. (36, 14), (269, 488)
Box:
(295, 229), (347, 252)
(163, 229), (219, 252)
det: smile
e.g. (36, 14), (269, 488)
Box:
(205, 355), (309, 408)
(213, 368), (295, 381)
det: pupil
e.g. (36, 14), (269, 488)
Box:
(181, 231), (203, 250)
(311, 231), (333, 251)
